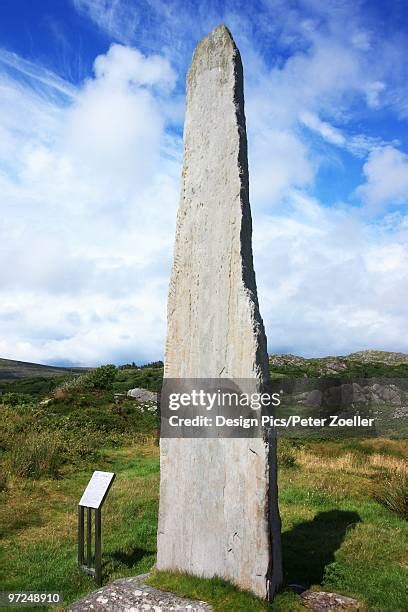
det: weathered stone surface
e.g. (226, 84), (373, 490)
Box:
(69, 574), (212, 611)
(157, 25), (282, 599)
(301, 590), (363, 611)
(127, 388), (158, 402)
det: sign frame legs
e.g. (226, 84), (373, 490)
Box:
(95, 508), (102, 585)
(78, 506), (103, 586)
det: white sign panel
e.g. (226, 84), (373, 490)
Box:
(79, 471), (115, 509)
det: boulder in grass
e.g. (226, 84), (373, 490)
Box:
(127, 388), (157, 402)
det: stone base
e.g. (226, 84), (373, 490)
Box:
(69, 574), (212, 612)
(301, 590), (362, 611)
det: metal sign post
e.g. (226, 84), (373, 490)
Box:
(78, 471), (115, 585)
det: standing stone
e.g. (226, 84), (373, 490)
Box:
(157, 25), (282, 599)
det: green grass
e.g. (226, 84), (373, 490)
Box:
(0, 442), (159, 605)
(147, 440), (407, 611)
(0, 375), (71, 399)
(147, 572), (303, 611)
(1, 437), (407, 610)
(1, 365), (407, 610)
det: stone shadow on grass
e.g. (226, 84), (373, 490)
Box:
(282, 509), (361, 589)
(106, 548), (154, 570)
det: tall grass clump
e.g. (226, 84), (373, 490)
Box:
(0, 470), (8, 492)
(53, 364), (116, 398)
(373, 470), (408, 520)
(10, 431), (64, 479)
(53, 372), (91, 397)
(277, 438), (299, 468)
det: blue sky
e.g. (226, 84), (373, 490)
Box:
(0, 0), (407, 365)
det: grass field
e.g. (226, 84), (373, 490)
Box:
(1, 364), (407, 610)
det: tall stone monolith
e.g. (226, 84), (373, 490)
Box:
(157, 24), (282, 599)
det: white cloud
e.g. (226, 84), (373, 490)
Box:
(0, 48), (76, 99)
(356, 146), (408, 211)
(254, 193), (408, 356)
(365, 80), (386, 109)
(72, 0), (141, 44)
(249, 127), (315, 207)
(0, 44), (180, 365)
(1, 2), (408, 364)
(0, 288), (167, 365)
(93, 44), (176, 89)
(299, 111), (346, 146)
(237, 2), (406, 216)
(298, 110), (394, 158)
(66, 73), (163, 199)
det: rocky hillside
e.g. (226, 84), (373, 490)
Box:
(268, 351), (408, 438)
(269, 350), (408, 378)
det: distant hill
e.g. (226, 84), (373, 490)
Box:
(1, 349), (407, 382)
(269, 350), (408, 378)
(347, 350), (408, 364)
(0, 358), (89, 381)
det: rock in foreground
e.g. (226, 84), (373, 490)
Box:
(69, 575), (211, 611)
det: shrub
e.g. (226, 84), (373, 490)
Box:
(373, 470), (408, 520)
(140, 360), (164, 369)
(52, 365), (116, 396)
(53, 373), (90, 397)
(10, 431), (64, 479)
(88, 364), (116, 390)
(1, 392), (31, 406)
(62, 428), (103, 463)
